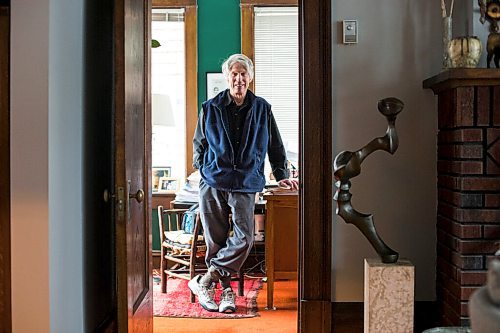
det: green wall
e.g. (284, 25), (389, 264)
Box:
(152, 209), (161, 251)
(197, 0), (241, 109)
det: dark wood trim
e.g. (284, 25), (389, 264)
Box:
(423, 68), (500, 93)
(331, 301), (440, 333)
(152, 0), (196, 7)
(240, 4), (255, 92)
(241, 0), (297, 5)
(146, 2), (153, 205)
(299, 0), (332, 332)
(184, 5), (197, 176)
(332, 302), (363, 333)
(144, 1), (154, 331)
(0, 4), (11, 333)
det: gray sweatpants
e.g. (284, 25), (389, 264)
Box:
(199, 179), (256, 277)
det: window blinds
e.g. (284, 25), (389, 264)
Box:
(254, 7), (299, 158)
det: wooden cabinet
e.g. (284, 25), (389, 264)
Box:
(264, 193), (298, 310)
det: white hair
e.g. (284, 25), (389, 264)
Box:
(221, 54), (254, 81)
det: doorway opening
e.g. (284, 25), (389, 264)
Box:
(149, 1), (299, 331)
(145, 0), (333, 332)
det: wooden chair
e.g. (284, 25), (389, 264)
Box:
(158, 206), (245, 302)
(158, 206), (205, 302)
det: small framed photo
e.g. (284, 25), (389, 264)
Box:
(152, 167), (171, 192)
(206, 72), (228, 99)
(160, 177), (179, 193)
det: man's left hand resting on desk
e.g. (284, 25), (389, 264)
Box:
(277, 178), (299, 191)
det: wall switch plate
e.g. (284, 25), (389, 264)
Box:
(343, 20), (358, 44)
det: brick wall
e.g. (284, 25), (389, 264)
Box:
(436, 85), (500, 326)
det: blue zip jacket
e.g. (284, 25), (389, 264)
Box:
(193, 89), (289, 193)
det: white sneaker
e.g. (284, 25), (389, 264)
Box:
(219, 288), (236, 313)
(188, 275), (218, 312)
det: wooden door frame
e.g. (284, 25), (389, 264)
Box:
(146, 0), (333, 332)
(0, 2), (11, 332)
(298, 1), (332, 331)
(241, 1), (332, 331)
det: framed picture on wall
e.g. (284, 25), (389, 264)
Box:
(206, 72), (228, 99)
(152, 167), (171, 192)
(159, 177), (179, 193)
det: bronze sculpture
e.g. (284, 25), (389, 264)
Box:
(479, 0), (500, 68)
(333, 97), (404, 264)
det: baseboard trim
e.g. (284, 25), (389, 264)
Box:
(331, 301), (439, 333)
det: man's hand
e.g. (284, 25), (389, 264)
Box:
(277, 178), (299, 191)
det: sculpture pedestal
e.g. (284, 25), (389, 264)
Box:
(364, 258), (415, 333)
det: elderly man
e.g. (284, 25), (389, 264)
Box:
(189, 53), (298, 313)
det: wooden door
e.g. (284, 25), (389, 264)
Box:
(114, 0), (153, 331)
(0, 2), (11, 332)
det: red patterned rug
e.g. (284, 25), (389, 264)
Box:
(153, 275), (263, 319)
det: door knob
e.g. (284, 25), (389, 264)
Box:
(103, 189), (115, 203)
(129, 189), (144, 203)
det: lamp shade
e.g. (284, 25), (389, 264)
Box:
(152, 93), (175, 126)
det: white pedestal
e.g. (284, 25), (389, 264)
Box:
(364, 258), (415, 333)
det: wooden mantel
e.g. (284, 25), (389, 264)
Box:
(423, 68), (500, 93)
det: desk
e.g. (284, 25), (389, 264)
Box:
(264, 193), (298, 310)
(153, 192), (176, 210)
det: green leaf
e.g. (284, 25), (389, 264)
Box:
(152, 39), (161, 48)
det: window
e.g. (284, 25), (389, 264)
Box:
(151, 8), (187, 182)
(254, 6), (299, 172)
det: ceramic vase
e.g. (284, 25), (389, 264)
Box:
(448, 36), (482, 68)
(442, 17), (453, 68)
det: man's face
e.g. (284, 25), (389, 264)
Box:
(227, 62), (250, 99)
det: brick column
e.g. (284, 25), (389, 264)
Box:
(424, 69), (500, 326)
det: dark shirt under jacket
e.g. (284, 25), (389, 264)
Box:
(225, 90), (250, 155)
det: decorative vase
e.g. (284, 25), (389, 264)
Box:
(442, 17), (453, 68)
(448, 36), (482, 68)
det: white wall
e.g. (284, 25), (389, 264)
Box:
(11, 0), (84, 332)
(332, 0), (441, 301)
(48, 0), (84, 332)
